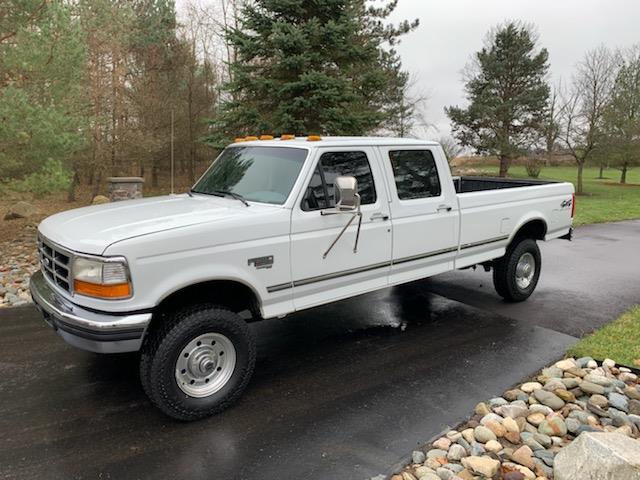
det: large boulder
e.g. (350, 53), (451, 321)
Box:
(554, 432), (640, 479)
(3, 201), (38, 220)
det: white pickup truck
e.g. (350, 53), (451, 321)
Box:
(31, 136), (574, 420)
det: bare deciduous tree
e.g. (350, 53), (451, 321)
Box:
(438, 135), (464, 163)
(559, 46), (617, 194)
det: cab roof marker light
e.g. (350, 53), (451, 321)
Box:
(280, 134), (295, 140)
(307, 135), (322, 142)
(259, 135), (274, 140)
(244, 136), (258, 141)
(234, 138), (246, 143)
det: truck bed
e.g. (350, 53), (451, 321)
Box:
(453, 176), (556, 194)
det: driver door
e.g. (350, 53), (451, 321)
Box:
(290, 147), (392, 311)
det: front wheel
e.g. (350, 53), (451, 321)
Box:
(492, 238), (541, 302)
(140, 305), (256, 421)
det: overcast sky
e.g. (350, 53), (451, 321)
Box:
(388, 0), (640, 138)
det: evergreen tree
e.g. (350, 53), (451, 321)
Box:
(446, 21), (550, 177)
(1, 0), (86, 180)
(209, 0), (417, 144)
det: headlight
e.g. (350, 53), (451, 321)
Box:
(72, 256), (132, 299)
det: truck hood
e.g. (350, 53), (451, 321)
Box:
(38, 194), (280, 255)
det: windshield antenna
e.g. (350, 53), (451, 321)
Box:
(170, 109), (175, 195)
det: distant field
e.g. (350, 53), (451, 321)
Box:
(463, 164), (640, 227)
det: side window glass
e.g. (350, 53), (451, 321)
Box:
(301, 151), (377, 211)
(389, 150), (441, 199)
(319, 151), (377, 207)
(301, 165), (326, 211)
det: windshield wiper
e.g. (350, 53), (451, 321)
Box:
(210, 190), (250, 207)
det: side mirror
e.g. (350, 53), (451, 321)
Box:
(334, 176), (360, 211)
(321, 176), (363, 258)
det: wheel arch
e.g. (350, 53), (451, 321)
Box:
(509, 217), (548, 244)
(152, 279), (263, 323)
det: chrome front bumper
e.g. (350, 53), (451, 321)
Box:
(30, 271), (152, 353)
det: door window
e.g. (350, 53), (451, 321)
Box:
(389, 150), (441, 200)
(302, 151), (377, 211)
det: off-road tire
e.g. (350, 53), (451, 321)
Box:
(492, 238), (541, 302)
(140, 305), (256, 421)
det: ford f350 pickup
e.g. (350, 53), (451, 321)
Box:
(31, 136), (574, 420)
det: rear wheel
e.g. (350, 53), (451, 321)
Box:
(140, 305), (256, 421)
(492, 238), (541, 302)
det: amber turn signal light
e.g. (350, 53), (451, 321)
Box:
(74, 280), (132, 299)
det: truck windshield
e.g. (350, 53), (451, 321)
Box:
(191, 146), (308, 205)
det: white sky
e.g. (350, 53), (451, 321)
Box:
(388, 0), (640, 138)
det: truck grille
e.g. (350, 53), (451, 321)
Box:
(38, 235), (72, 292)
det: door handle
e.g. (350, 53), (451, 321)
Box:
(437, 204), (453, 212)
(370, 212), (389, 221)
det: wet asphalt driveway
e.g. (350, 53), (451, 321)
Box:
(1, 220), (639, 480)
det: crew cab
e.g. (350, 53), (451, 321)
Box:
(30, 136), (574, 420)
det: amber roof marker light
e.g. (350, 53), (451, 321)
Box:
(244, 136), (258, 141)
(280, 134), (295, 140)
(307, 135), (322, 142)
(259, 135), (274, 140)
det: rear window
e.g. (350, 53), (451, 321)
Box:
(389, 150), (441, 200)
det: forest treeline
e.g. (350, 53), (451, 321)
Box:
(1, 0), (425, 199)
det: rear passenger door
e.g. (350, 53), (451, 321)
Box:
(290, 147), (392, 310)
(379, 146), (459, 285)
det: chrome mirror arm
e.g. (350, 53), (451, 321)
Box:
(322, 194), (362, 259)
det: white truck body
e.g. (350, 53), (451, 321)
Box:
(31, 136), (574, 418)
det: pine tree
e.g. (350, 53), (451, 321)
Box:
(209, 0), (417, 144)
(446, 21), (550, 177)
(1, 0), (86, 180)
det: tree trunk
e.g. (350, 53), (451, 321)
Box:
(92, 169), (102, 198)
(576, 162), (584, 195)
(598, 164), (604, 179)
(620, 165), (627, 184)
(152, 163), (159, 188)
(498, 155), (510, 177)
(67, 169), (79, 203)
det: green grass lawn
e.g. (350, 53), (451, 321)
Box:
(568, 306), (640, 368)
(476, 165), (640, 226)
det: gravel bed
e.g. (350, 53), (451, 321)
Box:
(0, 224), (38, 308)
(381, 357), (640, 480)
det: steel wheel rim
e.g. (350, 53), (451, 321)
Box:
(175, 333), (237, 398)
(515, 252), (536, 289)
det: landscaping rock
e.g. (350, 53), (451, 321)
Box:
(412, 450), (426, 464)
(396, 359), (640, 480)
(473, 425), (496, 443)
(461, 456), (500, 478)
(4, 201), (38, 220)
(91, 195), (110, 205)
(553, 432), (640, 479)
(520, 382), (542, 393)
(580, 381), (606, 395)
(533, 389), (565, 410)
(608, 392), (629, 413)
(447, 444), (466, 461)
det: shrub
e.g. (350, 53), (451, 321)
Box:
(10, 159), (72, 197)
(525, 157), (543, 178)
